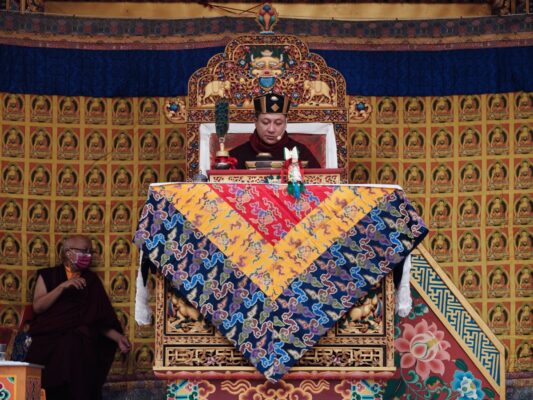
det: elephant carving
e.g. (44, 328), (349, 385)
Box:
(202, 80), (231, 105)
(303, 79), (332, 105)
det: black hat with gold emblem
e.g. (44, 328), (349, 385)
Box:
(253, 93), (290, 115)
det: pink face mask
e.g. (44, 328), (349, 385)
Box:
(71, 252), (92, 269)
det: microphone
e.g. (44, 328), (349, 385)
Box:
(276, 135), (282, 141)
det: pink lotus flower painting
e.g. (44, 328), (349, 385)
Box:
(395, 319), (451, 380)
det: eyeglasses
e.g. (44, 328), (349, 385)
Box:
(66, 247), (93, 255)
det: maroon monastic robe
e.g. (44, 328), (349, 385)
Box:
(229, 131), (321, 169)
(26, 266), (122, 400)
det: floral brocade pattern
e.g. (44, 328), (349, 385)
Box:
(135, 183), (427, 381)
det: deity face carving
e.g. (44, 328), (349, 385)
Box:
(250, 49), (283, 79)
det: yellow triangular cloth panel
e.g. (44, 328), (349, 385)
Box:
(155, 185), (393, 300)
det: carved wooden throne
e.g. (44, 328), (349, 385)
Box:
(185, 33), (348, 180)
(153, 30), (396, 381)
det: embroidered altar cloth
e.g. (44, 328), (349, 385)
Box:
(134, 183), (427, 381)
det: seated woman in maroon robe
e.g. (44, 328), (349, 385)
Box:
(230, 93), (320, 169)
(26, 235), (131, 400)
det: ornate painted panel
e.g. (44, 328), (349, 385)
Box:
(154, 272), (396, 378)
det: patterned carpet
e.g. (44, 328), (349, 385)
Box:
(100, 375), (533, 399)
(102, 380), (166, 400)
